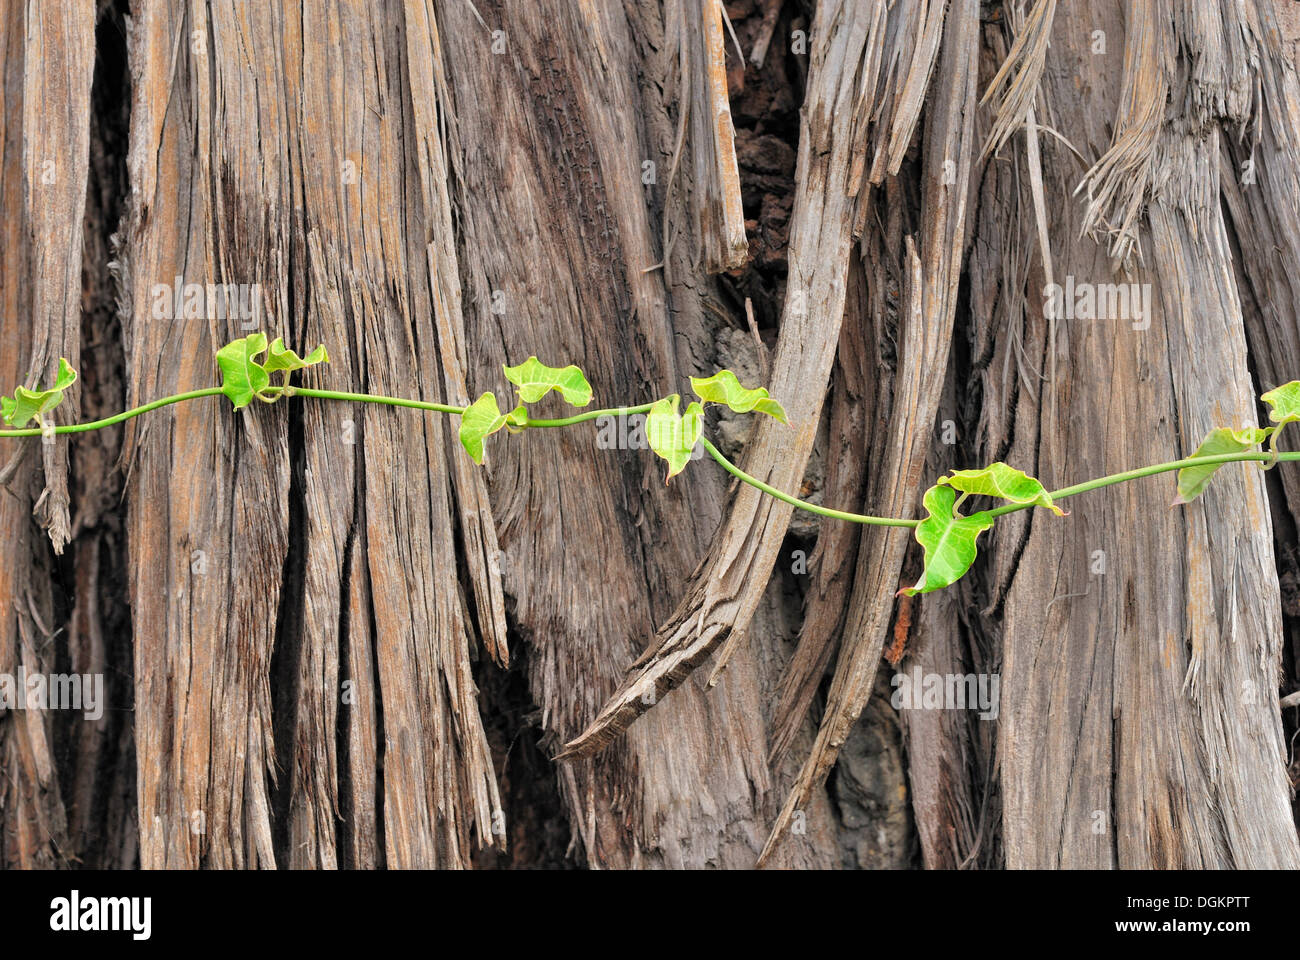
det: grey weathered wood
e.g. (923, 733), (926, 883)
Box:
(984, 0), (1300, 868)
(560, 0), (946, 763)
(436, 0), (839, 868)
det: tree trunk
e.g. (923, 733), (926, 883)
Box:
(0, 0), (1297, 870)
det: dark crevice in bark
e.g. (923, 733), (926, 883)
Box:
(334, 507), (360, 867)
(54, 0), (136, 869)
(474, 621), (573, 869)
(362, 472), (387, 867)
(716, 0), (808, 335)
(269, 390), (308, 866)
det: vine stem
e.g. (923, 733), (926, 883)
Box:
(699, 437), (917, 527)
(522, 403), (656, 427)
(701, 438), (1300, 529)
(2, 387), (1296, 531)
(0, 387), (227, 437)
(291, 387), (465, 415)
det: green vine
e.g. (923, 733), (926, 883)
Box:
(3, 332), (1299, 597)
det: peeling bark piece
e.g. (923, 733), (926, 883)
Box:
(20, 0), (94, 551)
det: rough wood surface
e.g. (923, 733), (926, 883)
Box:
(979, 0), (1300, 867)
(3, 0), (1299, 872)
(118, 0), (504, 868)
(436, 0), (839, 868)
(0, 0), (95, 868)
(560, 0), (948, 763)
(761, 0), (978, 861)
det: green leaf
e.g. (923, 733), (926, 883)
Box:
(1, 358), (78, 427)
(689, 369), (788, 422)
(502, 357), (593, 407)
(1261, 381), (1300, 430)
(216, 333), (271, 409)
(938, 462), (1066, 516)
(459, 391), (511, 464)
(1174, 426), (1275, 504)
(900, 485), (995, 596)
(263, 337), (329, 375)
(504, 404), (528, 434)
(646, 394), (703, 482)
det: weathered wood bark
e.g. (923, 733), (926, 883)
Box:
(2, 0), (1298, 871)
(0, 0), (95, 868)
(974, 0), (1300, 869)
(115, 0), (510, 868)
(436, 0), (841, 867)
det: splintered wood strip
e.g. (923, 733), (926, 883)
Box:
(696, 0), (748, 270)
(766, 260), (873, 765)
(978, 0), (1055, 160)
(20, 0), (94, 552)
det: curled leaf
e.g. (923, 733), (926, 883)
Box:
(689, 369), (788, 422)
(504, 404), (528, 434)
(1174, 426), (1275, 504)
(1261, 381), (1300, 429)
(503, 357), (593, 407)
(216, 333), (271, 409)
(900, 484), (995, 596)
(938, 462), (1065, 516)
(646, 394), (703, 482)
(459, 391), (511, 464)
(1, 358), (77, 427)
(264, 337), (329, 376)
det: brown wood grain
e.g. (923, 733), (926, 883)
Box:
(0, 0), (95, 869)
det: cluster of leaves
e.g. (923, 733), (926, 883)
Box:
(216, 333), (329, 408)
(459, 361), (788, 477)
(645, 370), (788, 482)
(458, 358), (591, 464)
(904, 380), (1300, 597)
(901, 463), (1064, 596)
(1, 358), (77, 429)
(1171, 381), (1300, 503)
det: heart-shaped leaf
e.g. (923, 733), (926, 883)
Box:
(1261, 381), (1300, 429)
(216, 333), (270, 409)
(502, 357), (593, 407)
(646, 394), (703, 482)
(459, 391), (515, 464)
(900, 484), (995, 596)
(1, 358), (77, 427)
(690, 369), (788, 423)
(263, 337), (329, 375)
(1174, 426), (1275, 504)
(938, 462), (1065, 516)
